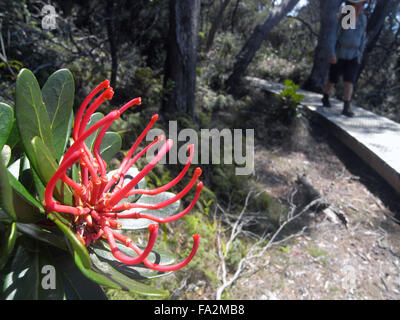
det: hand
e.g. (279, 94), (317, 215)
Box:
(329, 56), (337, 64)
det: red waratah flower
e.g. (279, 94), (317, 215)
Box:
(43, 80), (202, 271)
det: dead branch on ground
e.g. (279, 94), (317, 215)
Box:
(215, 189), (322, 300)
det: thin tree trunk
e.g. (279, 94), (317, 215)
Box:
(357, 0), (399, 81)
(230, 0), (241, 33)
(205, 0), (231, 52)
(106, 0), (118, 86)
(162, 0), (201, 118)
(303, 0), (341, 92)
(225, 0), (299, 93)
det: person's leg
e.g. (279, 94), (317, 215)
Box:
(324, 81), (335, 96)
(341, 58), (358, 117)
(322, 62), (340, 107)
(342, 81), (354, 117)
(343, 82), (353, 102)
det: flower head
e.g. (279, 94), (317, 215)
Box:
(44, 80), (202, 271)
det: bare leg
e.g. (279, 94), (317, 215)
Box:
(343, 82), (354, 102)
(324, 81), (335, 96)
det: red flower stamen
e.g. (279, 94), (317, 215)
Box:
(125, 144), (194, 197)
(73, 80), (110, 141)
(112, 168), (202, 212)
(100, 139), (174, 210)
(44, 81), (203, 271)
(127, 234), (200, 272)
(103, 224), (158, 265)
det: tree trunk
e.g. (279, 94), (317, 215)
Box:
(162, 0), (201, 119)
(303, 0), (341, 92)
(230, 0), (241, 33)
(225, 0), (300, 93)
(357, 0), (399, 81)
(106, 0), (118, 86)
(205, 0), (231, 52)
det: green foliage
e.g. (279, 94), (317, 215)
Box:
(277, 79), (305, 124)
(280, 79), (305, 106)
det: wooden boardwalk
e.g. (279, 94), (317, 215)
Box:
(246, 76), (400, 194)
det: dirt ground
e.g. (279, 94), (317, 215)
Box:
(226, 118), (400, 300)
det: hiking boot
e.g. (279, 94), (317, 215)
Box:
(322, 93), (331, 108)
(342, 101), (354, 117)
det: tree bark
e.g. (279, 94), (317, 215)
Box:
(230, 0), (241, 33)
(357, 0), (400, 81)
(303, 0), (341, 92)
(205, 0), (231, 52)
(162, 0), (201, 119)
(106, 0), (118, 87)
(225, 0), (300, 93)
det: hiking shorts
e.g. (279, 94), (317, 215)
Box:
(329, 58), (359, 84)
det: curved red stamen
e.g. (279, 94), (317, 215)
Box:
(61, 174), (89, 203)
(119, 97), (142, 114)
(126, 144), (194, 197)
(130, 234), (200, 271)
(44, 151), (90, 216)
(113, 168), (202, 212)
(78, 87), (114, 139)
(104, 224), (158, 265)
(111, 181), (203, 223)
(119, 114), (159, 173)
(99, 139), (173, 210)
(91, 98), (142, 178)
(104, 135), (165, 194)
(73, 80), (110, 141)
(92, 118), (114, 177)
(62, 110), (122, 165)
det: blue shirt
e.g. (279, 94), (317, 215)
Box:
(328, 12), (367, 63)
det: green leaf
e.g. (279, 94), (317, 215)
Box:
(0, 102), (13, 151)
(46, 245), (107, 300)
(7, 171), (44, 223)
(5, 120), (20, 149)
(0, 222), (17, 270)
(2, 239), (65, 300)
(31, 136), (73, 205)
(119, 192), (180, 230)
(0, 152), (16, 221)
(73, 248), (167, 297)
(42, 69), (75, 161)
(47, 212), (92, 269)
(31, 168), (46, 202)
(84, 112), (104, 150)
(100, 132), (121, 163)
(16, 222), (68, 251)
(15, 68), (55, 173)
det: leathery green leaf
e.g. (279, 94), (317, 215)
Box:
(100, 131), (121, 163)
(0, 222), (17, 270)
(42, 69), (75, 161)
(47, 212), (92, 269)
(84, 112), (104, 151)
(0, 102), (13, 152)
(73, 249), (167, 297)
(7, 171), (44, 223)
(15, 68), (55, 172)
(31, 136), (73, 205)
(0, 152), (16, 221)
(2, 239), (65, 300)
